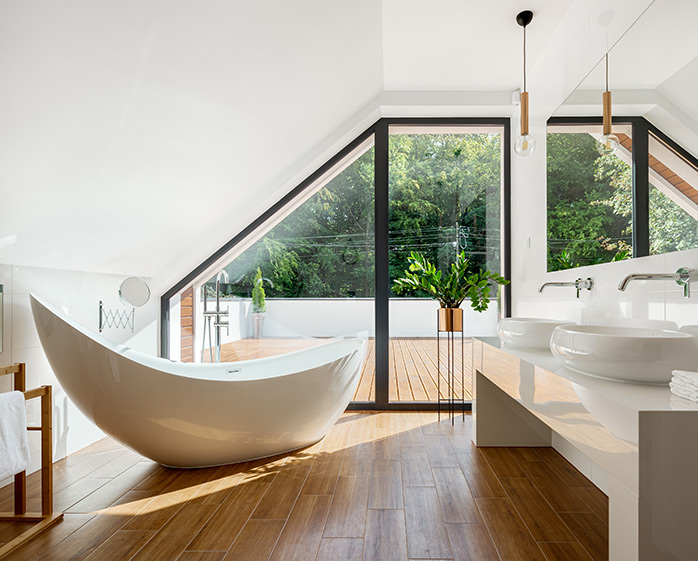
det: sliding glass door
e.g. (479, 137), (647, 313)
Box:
(386, 125), (505, 403)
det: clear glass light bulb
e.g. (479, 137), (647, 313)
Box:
(597, 133), (619, 156)
(514, 134), (536, 156)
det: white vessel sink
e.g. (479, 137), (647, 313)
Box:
(550, 324), (698, 384)
(497, 318), (571, 350)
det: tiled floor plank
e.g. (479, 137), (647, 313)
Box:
(559, 511), (609, 561)
(519, 460), (592, 514)
(500, 476), (577, 542)
(268, 494), (331, 561)
(324, 475), (369, 538)
(186, 482), (269, 551)
(538, 541), (594, 561)
(456, 451), (507, 498)
(82, 529), (154, 561)
(476, 497), (547, 561)
(316, 537), (364, 561)
(223, 518), (285, 561)
(131, 503), (218, 561)
(446, 523), (499, 561)
(368, 460), (403, 509)
(404, 486), (453, 559)
(432, 467), (480, 524)
(363, 509), (408, 561)
(401, 446), (435, 487)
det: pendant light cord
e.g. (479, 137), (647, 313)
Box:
(523, 26), (527, 92)
(605, 53), (609, 93)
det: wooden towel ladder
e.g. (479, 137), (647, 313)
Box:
(0, 363), (63, 559)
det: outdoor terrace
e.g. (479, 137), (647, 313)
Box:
(209, 337), (473, 403)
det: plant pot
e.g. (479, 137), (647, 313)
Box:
(252, 312), (264, 339)
(438, 307), (463, 332)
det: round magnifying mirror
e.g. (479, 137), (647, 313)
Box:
(119, 277), (151, 308)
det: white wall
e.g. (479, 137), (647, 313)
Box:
(511, 0), (657, 322)
(0, 264), (158, 486)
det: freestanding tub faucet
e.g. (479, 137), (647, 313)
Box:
(539, 277), (594, 298)
(201, 270), (230, 362)
(617, 267), (696, 298)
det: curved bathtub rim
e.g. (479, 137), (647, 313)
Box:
(30, 293), (367, 467)
(30, 293), (364, 382)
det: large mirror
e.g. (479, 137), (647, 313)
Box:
(0, 284), (3, 353)
(547, 0), (698, 271)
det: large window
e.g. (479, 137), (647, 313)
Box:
(162, 118), (510, 409)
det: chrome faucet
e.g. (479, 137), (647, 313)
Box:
(618, 267), (696, 298)
(213, 270), (230, 362)
(539, 277), (594, 298)
(201, 270), (230, 363)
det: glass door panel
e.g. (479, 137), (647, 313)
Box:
(387, 125), (503, 402)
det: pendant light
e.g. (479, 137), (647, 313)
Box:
(597, 53), (619, 155)
(514, 10), (535, 157)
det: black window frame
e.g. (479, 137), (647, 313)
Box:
(160, 117), (512, 411)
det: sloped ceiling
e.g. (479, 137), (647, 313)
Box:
(555, 0), (698, 156)
(0, 0), (572, 284)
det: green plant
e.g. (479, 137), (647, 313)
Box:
(392, 251), (509, 312)
(555, 249), (579, 270)
(612, 249), (630, 261)
(252, 268), (266, 313)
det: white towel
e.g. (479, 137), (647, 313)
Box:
(672, 370), (698, 387)
(670, 382), (698, 403)
(670, 395), (697, 411)
(0, 391), (31, 480)
(671, 376), (698, 389)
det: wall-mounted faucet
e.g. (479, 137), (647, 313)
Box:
(539, 277), (594, 298)
(617, 267), (696, 298)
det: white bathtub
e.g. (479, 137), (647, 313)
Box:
(30, 295), (365, 468)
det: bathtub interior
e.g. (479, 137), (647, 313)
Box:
(31, 294), (367, 382)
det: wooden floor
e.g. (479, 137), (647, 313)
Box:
(0, 413), (608, 561)
(207, 338), (473, 402)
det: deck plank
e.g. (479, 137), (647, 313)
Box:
(213, 337), (473, 403)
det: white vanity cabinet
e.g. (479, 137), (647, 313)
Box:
(472, 337), (698, 561)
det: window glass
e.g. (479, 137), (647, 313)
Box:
(648, 132), (698, 254)
(388, 125), (503, 402)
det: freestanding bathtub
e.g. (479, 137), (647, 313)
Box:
(30, 294), (365, 468)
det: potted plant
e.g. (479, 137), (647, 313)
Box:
(251, 268), (266, 339)
(393, 251), (509, 332)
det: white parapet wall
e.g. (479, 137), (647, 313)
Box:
(193, 296), (500, 359)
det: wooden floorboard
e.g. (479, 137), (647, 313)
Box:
(0, 412), (608, 561)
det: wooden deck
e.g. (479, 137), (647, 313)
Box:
(208, 337), (473, 403)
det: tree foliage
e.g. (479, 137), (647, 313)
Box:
(213, 133), (503, 299)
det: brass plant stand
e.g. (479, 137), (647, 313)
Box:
(437, 308), (465, 424)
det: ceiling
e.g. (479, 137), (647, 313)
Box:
(0, 0), (575, 285)
(557, 0), (698, 155)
